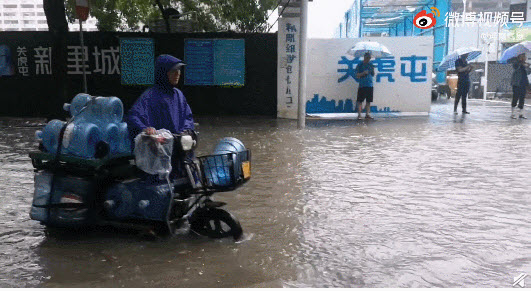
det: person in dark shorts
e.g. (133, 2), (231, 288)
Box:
(454, 53), (472, 114)
(355, 52), (375, 119)
(510, 53), (530, 119)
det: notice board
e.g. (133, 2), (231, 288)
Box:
(184, 39), (245, 86)
(120, 38), (155, 85)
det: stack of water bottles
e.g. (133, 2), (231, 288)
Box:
(201, 137), (247, 188)
(35, 93), (131, 160)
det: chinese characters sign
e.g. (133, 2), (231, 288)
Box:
(120, 38), (154, 85)
(4, 45), (121, 77)
(444, 11), (525, 27)
(184, 39), (245, 86)
(301, 37), (433, 116)
(337, 55), (428, 84)
(277, 17), (300, 119)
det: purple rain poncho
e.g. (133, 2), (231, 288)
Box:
(125, 54), (194, 142)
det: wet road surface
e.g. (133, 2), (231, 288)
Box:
(0, 99), (529, 287)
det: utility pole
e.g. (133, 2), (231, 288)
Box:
(297, 0), (308, 129)
(75, 0), (90, 93)
(482, 39), (492, 101)
(79, 19), (87, 93)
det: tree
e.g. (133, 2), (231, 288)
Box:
(178, 0), (278, 33)
(43, 0), (69, 119)
(64, 0), (162, 31)
(62, 0), (278, 32)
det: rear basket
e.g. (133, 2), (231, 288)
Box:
(197, 150), (251, 191)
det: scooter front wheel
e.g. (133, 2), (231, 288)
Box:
(189, 208), (243, 240)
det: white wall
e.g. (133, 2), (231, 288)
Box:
(301, 36), (433, 115)
(277, 17), (301, 119)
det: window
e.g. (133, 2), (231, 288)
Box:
(37, 12), (45, 16)
(21, 4), (34, 8)
(37, 4), (43, 8)
(23, 20), (34, 24)
(3, 4), (17, 8)
(37, 20), (47, 24)
(23, 12), (35, 17)
(5, 20), (19, 24)
(3, 12), (16, 16)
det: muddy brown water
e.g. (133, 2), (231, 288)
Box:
(0, 100), (529, 287)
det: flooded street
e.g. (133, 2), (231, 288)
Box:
(0, 100), (529, 287)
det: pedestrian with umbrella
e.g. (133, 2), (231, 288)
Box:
(510, 53), (530, 119)
(500, 41), (531, 119)
(438, 47), (481, 115)
(454, 53), (473, 114)
(347, 42), (392, 120)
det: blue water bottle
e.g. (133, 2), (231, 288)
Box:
(36, 119), (65, 154)
(118, 122), (132, 155)
(89, 96), (124, 125)
(63, 93), (92, 118)
(213, 137), (246, 182)
(101, 123), (120, 155)
(61, 122), (103, 159)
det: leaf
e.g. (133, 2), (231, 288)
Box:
(63, 0), (277, 32)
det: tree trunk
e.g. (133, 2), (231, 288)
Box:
(155, 0), (171, 33)
(43, 0), (69, 120)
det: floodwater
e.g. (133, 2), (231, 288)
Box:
(0, 100), (529, 287)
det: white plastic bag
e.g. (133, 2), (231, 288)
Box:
(134, 129), (174, 178)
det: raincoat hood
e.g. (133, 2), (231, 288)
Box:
(155, 54), (185, 90)
(126, 54), (194, 143)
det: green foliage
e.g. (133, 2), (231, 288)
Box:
(182, 0), (278, 32)
(64, 0), (278, 32)
(65, 0), (161, 31)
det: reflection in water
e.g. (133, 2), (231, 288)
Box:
(0, 101), (529, 287)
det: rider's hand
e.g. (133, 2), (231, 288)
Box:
(143, 127), (156, 135)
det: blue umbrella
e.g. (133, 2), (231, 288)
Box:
(347, 41), (392, 58)
(437, 47), (482, 71)
(499, 41), (531, 63)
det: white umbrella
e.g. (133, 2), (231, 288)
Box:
(499, 41), (531, 63)
(437, 47), (482, 71)
(347, 41), (392, 58)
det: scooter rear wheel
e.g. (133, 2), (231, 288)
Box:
(189, 208), (243, 240)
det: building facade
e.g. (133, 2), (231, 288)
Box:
(0, 0), (97, 32)
(334, 0), (529, 83)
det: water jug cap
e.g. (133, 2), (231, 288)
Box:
(35, 130), (42, 141)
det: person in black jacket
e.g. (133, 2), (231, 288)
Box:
(510, 53), (530, 119)
(454, 54), (473, 114)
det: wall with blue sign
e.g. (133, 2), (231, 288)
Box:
(120, 38), (155, 85)
(184, 39), (245, 86)
(303, 37), (433, 115)
(0, 31), (276, 118)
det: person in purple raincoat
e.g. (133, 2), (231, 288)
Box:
(126, 54), (194, 138)
(126, 54), (196, 177)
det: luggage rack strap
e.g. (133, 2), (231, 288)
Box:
(29, 151), (134, 169)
